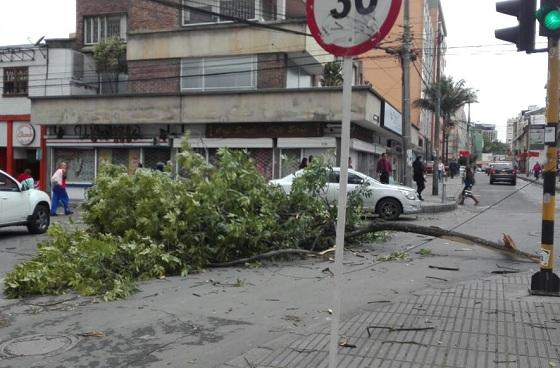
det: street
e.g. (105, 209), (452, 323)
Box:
(0, 173), (558, 367)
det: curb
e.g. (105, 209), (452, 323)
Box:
(517, 174), (560, 191)
(420, 200), (457, 214)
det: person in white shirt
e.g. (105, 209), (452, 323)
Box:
(50, 162), (72, 216)
(437, 161), (446, 182)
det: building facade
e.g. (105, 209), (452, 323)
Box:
(0, 43), (95, 189)
(30, 0), (417, 198)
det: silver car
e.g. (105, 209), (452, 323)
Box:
(270, 168), (421, 220)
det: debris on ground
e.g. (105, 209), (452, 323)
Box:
(428, 265), (459, 271)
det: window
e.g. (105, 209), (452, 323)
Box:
(182, 0), (276, 25)
(3, 67), (28, 96)
(0, 173), (19, 192)
(84, 14), (127, 45)
(181, 56), (257, 91)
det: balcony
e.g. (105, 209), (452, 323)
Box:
(126, 20), (330, 73)
(31, 87), (382, 129)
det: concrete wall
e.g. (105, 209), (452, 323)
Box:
(127, 22), (318, 61)
(31, 88), (382, 127)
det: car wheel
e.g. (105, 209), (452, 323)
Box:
(377, 198), (402, 221)
(27, 204), (50, 234)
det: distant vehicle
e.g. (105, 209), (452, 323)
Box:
(489, 162), (516, 185)
(270, 168), (422, 220)
(425, 161), (434, 174)
(0, 170), (51, 234)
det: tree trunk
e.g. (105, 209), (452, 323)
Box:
(347, 222), (539, 262)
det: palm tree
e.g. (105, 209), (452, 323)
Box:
(414, 75), (478, 164)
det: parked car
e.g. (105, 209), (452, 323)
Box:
(0, 170), (51, 234)
(489, 162), (516, 185)
(269, 168), (422, 220)
(425, 161), (434, 174)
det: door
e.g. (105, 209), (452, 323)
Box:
(0, 172), (29, 224)
(325, 170), (366, 206)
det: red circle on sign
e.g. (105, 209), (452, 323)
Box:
(307, 0), (402, 57)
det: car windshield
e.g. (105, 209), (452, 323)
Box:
(493, 163), (512, 170)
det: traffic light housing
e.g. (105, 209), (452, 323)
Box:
(495, 0), (537, 53)
(536, 0), (560, 38)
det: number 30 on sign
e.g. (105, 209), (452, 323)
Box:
(307, 0), (402, 56)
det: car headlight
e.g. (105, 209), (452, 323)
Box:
(399, 189), (416, 200)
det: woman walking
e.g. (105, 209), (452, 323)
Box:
(459, 166), (479, 205)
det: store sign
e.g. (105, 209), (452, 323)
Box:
(529, 125), (545, 149)
(16, 123), (35, 145)
(382, 102), (402, 135)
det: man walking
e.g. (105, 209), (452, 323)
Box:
(376, 153), (392, 184)
(412, 156), (426, 201)
(50, 162), (73, 216)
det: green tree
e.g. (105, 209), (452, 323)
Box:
(414, 76), (478, 164)
(93, 37), (127, 94)
(321, 61), (343, 87)
(483, 141), (509, 154)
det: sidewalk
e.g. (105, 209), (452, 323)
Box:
(419, 175), (463, 214)
(222, 272), (560, 368)
(518, 173), (560, 191)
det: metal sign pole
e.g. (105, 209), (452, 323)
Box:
(530, 37), (560, 296)
(328, 56), (353, 368)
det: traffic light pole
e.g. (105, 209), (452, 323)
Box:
(530, 36), (560, 296)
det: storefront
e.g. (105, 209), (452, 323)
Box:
(0, 115), (47, 189)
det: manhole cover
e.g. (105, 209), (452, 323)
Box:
(0, 334), (78, 357)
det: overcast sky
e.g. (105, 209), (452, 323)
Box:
(0, 0), (549, 142)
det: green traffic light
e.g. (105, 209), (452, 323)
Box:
(545, 9), (560, 30)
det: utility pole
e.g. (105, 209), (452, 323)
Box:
(530, 36), (560, 296)
(432, 22), (442, 196)
(467, 103), (471, 167)
(401, 0), (412, 187)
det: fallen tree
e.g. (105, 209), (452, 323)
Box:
(347, 222), (539, 262)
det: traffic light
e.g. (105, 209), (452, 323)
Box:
(495, 0), (537, 53)
(536, 0), (560, 38)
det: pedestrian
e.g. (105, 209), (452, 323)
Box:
(376, 153), (392, 184)
(348, 157), (353, 169)
(50, 162), (73, 216)
(16, 168), (34, 189)
(449, 161), (459, 179)
(412, 156), (426, 201)
(459, 166), (479, 205)
(437, 161), (446, 182)
(533, 162), (542, 180)
(299, 157), (308, 169)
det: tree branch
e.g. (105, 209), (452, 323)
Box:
(347, 222), (539, 262)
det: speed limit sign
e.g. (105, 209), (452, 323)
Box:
(307, 0), (402, 56)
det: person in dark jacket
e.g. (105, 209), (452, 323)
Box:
(376, 153), (392, 184)
(459, 166), (479, 205)
(412, 156), (426, 200)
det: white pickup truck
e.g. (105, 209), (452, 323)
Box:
(0, 169), (51, 234)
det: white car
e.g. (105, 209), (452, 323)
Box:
(270, 168), (422, 220)
(0, 169), (51, 234)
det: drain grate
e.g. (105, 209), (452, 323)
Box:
(0, 334), (79, 358)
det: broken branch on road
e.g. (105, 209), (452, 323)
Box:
(367, 326), (434, 337)
(346, 222), (539, 263)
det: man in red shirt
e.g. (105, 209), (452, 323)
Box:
(376, 153), (392, 184)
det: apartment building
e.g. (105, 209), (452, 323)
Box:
(31, 0), (410, 196)
(360, 0), (447, 165)
(0, 42), (95, 189)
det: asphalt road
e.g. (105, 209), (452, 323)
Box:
(0, 175), (555, 368)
